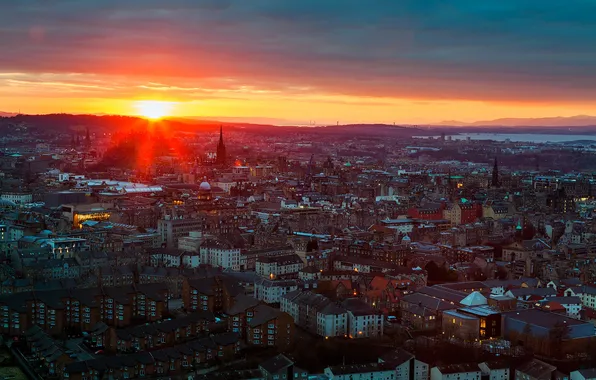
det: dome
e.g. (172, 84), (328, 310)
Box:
(199, 181), (211, 191)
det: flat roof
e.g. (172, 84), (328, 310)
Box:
(444, 310), (478, 320)
(504, 309), (585, 329)
(459, 305), (501, 317)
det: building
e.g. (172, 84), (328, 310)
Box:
(457, 305), (502, 340)
(342, 298), (384, 338)
(200, 238), (240, 271)
(227, 294), (261, 337)
(178, 231), (207, 253)
(61, 203), (112, 229)
(578, 286), (596, 310)
(256, 253), (304, 279)
(502, 309), (596, 357)
(0, 283), (170, 337)
(400, 292), (456, 331)
(378, 348), (417, 380)
(281, 290), (348, 338)
(45, 237), (87, 259)
(325, 363), (397, 380)
(62, 332), (241, 380)
(515, 359), (556, 380)
(149, 248), (184, 268)
(216, 125), (227, 166)
(479, 361), (510, 380)
(182, 274), (240, 313)
(158, 217), (204, 249)
(430, 364), (481, 380)
(540, 296), (582, 319)
(103, 310), (217, 352)
(259, 354), (309, 380)
(254, 278), (299, 304)
(443, 202), (482, 225)
(246, 304), (294, 350)
(1, 192), (33, 205)
(442, 309), (480, 341)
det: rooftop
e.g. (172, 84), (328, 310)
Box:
(516, 359), (556, 379)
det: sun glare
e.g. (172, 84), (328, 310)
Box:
(134, 100), (176, 119)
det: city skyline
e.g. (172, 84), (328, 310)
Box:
(1, 1), (596, 124)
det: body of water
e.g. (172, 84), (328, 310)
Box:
(414, 133), (596, 144)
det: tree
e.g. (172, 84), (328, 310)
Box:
(549, 321), (570, 358)
(522, 322), (532, 352)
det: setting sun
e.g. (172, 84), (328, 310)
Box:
(134, 100), (176, 119)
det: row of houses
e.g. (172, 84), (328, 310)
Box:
(0, 283), (170, 337)
(182, 275), (296, 351)
(281, 290), (384, 339)
(25, 324), (242, 380)
(86, 310), (216, 353)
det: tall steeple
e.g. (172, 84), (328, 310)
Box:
(491, 157), (499, 188)
(216, 125), (227, 165)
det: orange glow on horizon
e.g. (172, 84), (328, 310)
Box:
(134, 100), (177, 120)
(2, 73), (596, 124)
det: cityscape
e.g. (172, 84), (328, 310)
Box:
(2, 2), (596, 380)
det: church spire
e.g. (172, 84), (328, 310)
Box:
(216, 125), (227, 166)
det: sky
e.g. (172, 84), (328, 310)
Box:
(1, 0), (596, 125)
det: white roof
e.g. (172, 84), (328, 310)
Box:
(122, 186), (163, 193)
(460, 291), (487, 306)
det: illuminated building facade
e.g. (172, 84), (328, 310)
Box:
(73, 211), (111, 228)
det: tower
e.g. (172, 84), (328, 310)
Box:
(491, 157), (499, 188)
(216, 125), (227, 165)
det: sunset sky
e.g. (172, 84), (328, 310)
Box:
(1, 0), (596, 124)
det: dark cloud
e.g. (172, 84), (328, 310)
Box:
(0, 0), (595, 102)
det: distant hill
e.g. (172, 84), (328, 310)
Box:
(0, 112), (16, 117)
(0, 113), (430, 138)
(436, 115), (596, 127)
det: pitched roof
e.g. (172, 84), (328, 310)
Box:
(259, 354), (294, 374)
(249, 304), (285, 327)
(378, 348), (414, 367)
(226, 294), (260, 316)
(460, 291), (487, 307)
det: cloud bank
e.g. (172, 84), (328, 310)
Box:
(1, 0), (595, 107)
